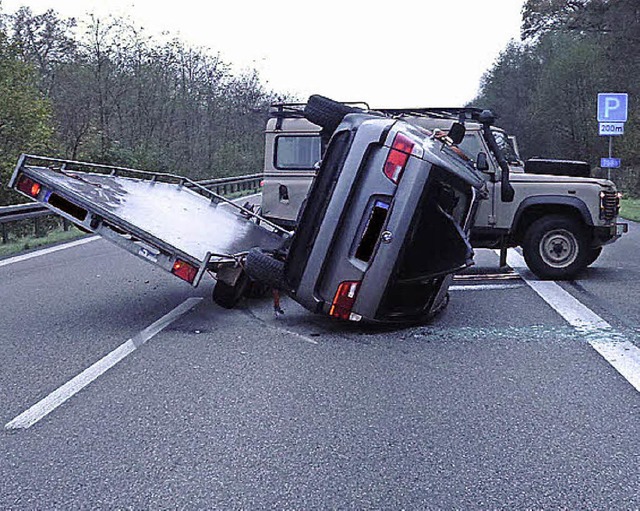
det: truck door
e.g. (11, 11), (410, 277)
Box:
(262, 122), (321, 228)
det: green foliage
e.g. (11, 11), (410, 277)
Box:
(473, 0), (640, 196)
(0, 222), (85, 257)
(0, 30), (53, 205)
(0, 6), (286, 206)
(620, 198), (640, 222)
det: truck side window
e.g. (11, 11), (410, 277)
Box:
(275, 136), (321, 170)
(457, 133), (484, 162)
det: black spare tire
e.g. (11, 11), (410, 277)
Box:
(304, 95), (362, 133)
(244, 248), (286, 289)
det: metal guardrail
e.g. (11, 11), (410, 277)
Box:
(0, 173), (262, 243)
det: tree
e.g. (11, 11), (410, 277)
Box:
(0, 25), (52, 205)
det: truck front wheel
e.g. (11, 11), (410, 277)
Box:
(585, 246), (602, 267)
(522, 215), (590, 280)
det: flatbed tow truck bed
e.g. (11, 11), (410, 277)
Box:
(10, 155), (289, 287)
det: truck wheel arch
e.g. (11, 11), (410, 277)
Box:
(512, 196), (593, 243)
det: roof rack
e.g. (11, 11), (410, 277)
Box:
(268, 102), (496, 126)
(268, 101), (371, 119)
(268, 103), (307, 118)
(375, 107), (490, 124)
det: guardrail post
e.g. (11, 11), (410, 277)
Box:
(63, 218), (70, 231)
(34, 217), (43, 237)
(1, 223), (7, 244)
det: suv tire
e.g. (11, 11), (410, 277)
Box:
(304, 95), (361, 133)
(245, 248), (286, 289)
(522, 215), (589, 280)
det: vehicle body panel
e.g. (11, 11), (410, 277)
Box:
(284, 112), (484, 323)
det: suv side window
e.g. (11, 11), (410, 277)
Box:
(275, 135), (321, 170)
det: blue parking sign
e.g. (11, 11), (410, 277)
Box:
(600, 157), (621, 169)
(598, 93), (628, 122)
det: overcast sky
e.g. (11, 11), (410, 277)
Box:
(1, 0), (526, 107)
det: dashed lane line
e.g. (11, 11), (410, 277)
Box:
(5, 297), (202, 430)
(506, 249), (640, 393)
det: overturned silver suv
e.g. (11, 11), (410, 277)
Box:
(246, 96), (487, 323)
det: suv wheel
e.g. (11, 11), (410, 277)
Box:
(304, 95), (362, 133)
(522, 215), (589, 280)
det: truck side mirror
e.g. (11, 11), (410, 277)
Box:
(476, 152), (490, 172)
(448, 122), (465, 145)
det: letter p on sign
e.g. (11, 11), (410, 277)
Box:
(598, 93), (628, 122)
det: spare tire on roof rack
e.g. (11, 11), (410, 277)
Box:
(304, 95), (363, 134)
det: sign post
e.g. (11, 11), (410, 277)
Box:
(597, 93), (628, 180)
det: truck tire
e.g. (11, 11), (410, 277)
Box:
(522, 215), (590, 280)
(244, 248), (286, 289)
(304, 95), (362, 133)
(212, 273), (249, 309)
(585, 246), (602, 267)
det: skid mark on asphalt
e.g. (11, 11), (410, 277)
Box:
(5, 297), (203, 430)
(243, 307), (319, 345)
(506, 249), (640, 393)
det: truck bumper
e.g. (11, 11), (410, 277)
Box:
(594, 222), (628, 246)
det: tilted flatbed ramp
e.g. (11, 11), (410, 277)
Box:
(10, 155), (289, 286)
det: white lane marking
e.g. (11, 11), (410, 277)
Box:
(506, 249), (640, 392)
(0, 236), (100, 268)
(450, 283), (524, 292)
(5, 297), (202, 430)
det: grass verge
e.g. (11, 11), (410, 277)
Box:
(0, 226), (86, 258)
(620, 197), (640, 222)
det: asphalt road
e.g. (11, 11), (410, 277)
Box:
(1, 224), (639, 509)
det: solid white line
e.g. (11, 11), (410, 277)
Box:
(0, 236), (99, 268)
(506, 249), (640, 392)
(449, 283), (523, 292)
(5, 297), (202, 430)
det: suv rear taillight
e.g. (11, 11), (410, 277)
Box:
(16, 175), (42, 198)
(329, 281), (361, 320)
(383, 133), (415, 184)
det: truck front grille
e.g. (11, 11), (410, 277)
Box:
(600, 191), (619, 221)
